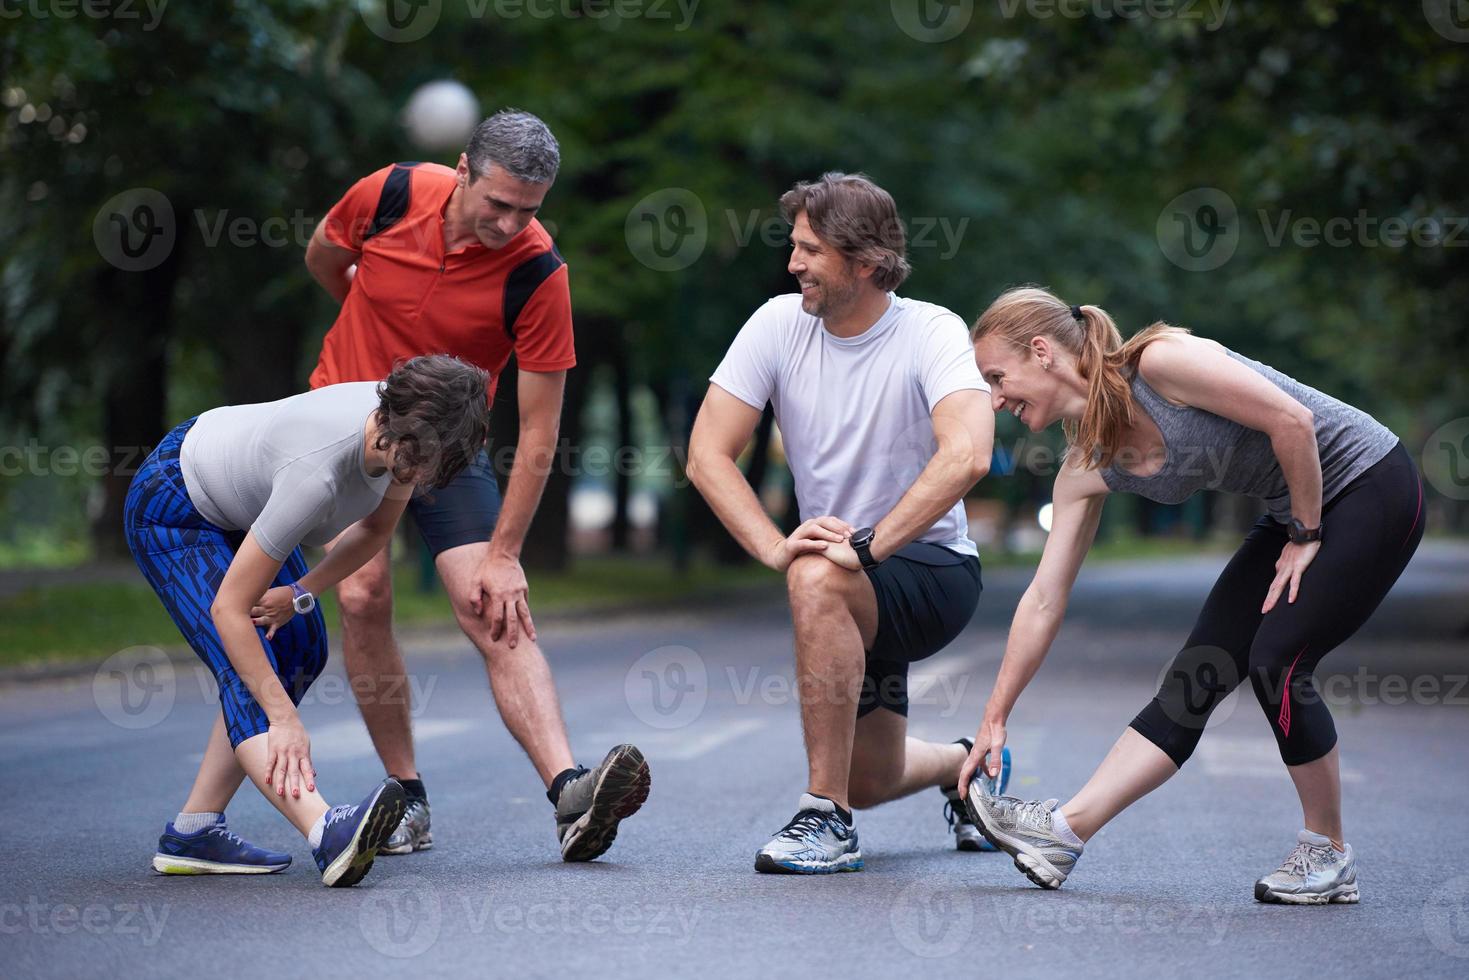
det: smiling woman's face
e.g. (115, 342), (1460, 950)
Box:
(974, 333), (1062, 432)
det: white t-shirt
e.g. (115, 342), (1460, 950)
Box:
(709, 292), (988, 557)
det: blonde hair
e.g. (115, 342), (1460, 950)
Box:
(971, 286), (1189, 469)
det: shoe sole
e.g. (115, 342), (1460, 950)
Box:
(560, 745), (651, 862)
(1254, 880), (1359, 905)
(754, 851), (864, 874)
(322, 781), (408, 888)
(152, 855), (289, 875)
(965, 796), (1070, 890)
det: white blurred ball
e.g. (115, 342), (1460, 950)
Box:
(402, 80), (481, 152)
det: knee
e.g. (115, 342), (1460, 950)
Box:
(847, 767), (899, 811)
(786, 554), (853, 607)
(336, 570), (392, 626)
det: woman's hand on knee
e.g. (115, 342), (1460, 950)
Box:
(265, 716), (315, 798)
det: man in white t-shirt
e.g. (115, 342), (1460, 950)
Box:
(689, 172), (1000, 874)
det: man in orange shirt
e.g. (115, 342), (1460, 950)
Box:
(304, 110), (648, 862)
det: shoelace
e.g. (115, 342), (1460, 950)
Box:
(774, 809), (831, 843)
(943, 799), (973, 829)
(207, 825), (246, 847)
(993, 795), (1058, 834)
(1280, 841), (1334, 877)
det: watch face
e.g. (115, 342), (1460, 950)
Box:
(852, 527), (874, 548)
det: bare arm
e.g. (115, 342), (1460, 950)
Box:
(212, 533), (316, 798)
(1139, 336), (1320, 611)
(869, 389), (993, 561)
(305, 220), (359, 305)
(959, 461), (1108, 792)
(298, 492), (409, 596)
(463, 368), (564, 649)
(687, 384), (851, 570)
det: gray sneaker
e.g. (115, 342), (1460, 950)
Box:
(1255, 830), (1359, 905)
(382, 799), (432, 856)
(754, 794), (863, 874)
(964, 792), (1082, 889)
(555, 745), (651, 862)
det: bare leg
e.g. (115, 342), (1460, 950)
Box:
(846, 707), (969, 810)
(331, 536), (419, 780)
(785, 555), (879, 811)
(232, 732), (330, 839)
(1287, 744), (1344, 849)
(436, 542), (574, 787)
(179, 713), (248, 814)
(1060, 728), (1179, 842)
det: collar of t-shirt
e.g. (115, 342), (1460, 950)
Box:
(820, 293), (898, 348)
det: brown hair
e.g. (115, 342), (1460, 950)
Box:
(779, 172), (911, 291)
(971, 286), (1189, 469)
(375, 355), (491, 488)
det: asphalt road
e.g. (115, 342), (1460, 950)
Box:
(3, 542), (1467, 978)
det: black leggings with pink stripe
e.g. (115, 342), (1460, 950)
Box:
(1131, 441), (1425, 768)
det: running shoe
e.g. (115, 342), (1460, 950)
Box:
(964, 794), (1082, 889)
(382, 798), (433, 855)
(944, 743), (1011, 851)
(152, 814), (291, 875)
(555, 744), (651, 862)
(1254, 830), (1359, 905)
(313, 778), (407, 888)
(754, 793), (863, 874)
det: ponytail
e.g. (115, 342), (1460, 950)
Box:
(973, 287), (1189, 469)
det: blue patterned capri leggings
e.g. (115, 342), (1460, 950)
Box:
(124, 418), (328, 748)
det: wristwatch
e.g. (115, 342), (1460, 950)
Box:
(1287, 518), (1323, 544)
(850, 527), (880, 571)
(290, 582), (316, 615)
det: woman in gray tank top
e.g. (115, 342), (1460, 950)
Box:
(125, 355), (490, 887)
(956, 286), (1424, 905)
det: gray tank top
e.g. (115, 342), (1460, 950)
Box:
(1100, 350), (1399, 522)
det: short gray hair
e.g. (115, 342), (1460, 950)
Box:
(465, 109), (560, 184)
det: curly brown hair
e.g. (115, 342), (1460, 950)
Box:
(374, 355), (491, 489)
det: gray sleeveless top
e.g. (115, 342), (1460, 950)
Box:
(1100, 350), (1399, 522)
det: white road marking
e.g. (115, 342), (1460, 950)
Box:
(585, 717), (767, 761)
(1197, 735), (1363, 783)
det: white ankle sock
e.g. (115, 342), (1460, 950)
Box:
(308, 810), (330, 849)
(1050, 809), (1084, 848)
(173, 811), (222, 835)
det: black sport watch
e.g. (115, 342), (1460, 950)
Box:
(1287, 518), (1323, 544)
(850, 527), (880, 571)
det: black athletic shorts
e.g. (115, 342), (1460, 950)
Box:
(406, 448), (502, 557)
(858, 541), (982, 718)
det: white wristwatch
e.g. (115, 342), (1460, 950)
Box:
(290, 582), (316, 615)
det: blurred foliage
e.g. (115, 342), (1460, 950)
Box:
(1, 0), (1465, 563)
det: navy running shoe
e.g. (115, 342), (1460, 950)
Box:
(152, 814), (291, 875)
(312, 778), (407, 888)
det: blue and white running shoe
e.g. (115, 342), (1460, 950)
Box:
(754, 793), (862, 874)
(152, 814), (291, 875)
(313, 778), (407, 888)
(945, 743), (1012, 852)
